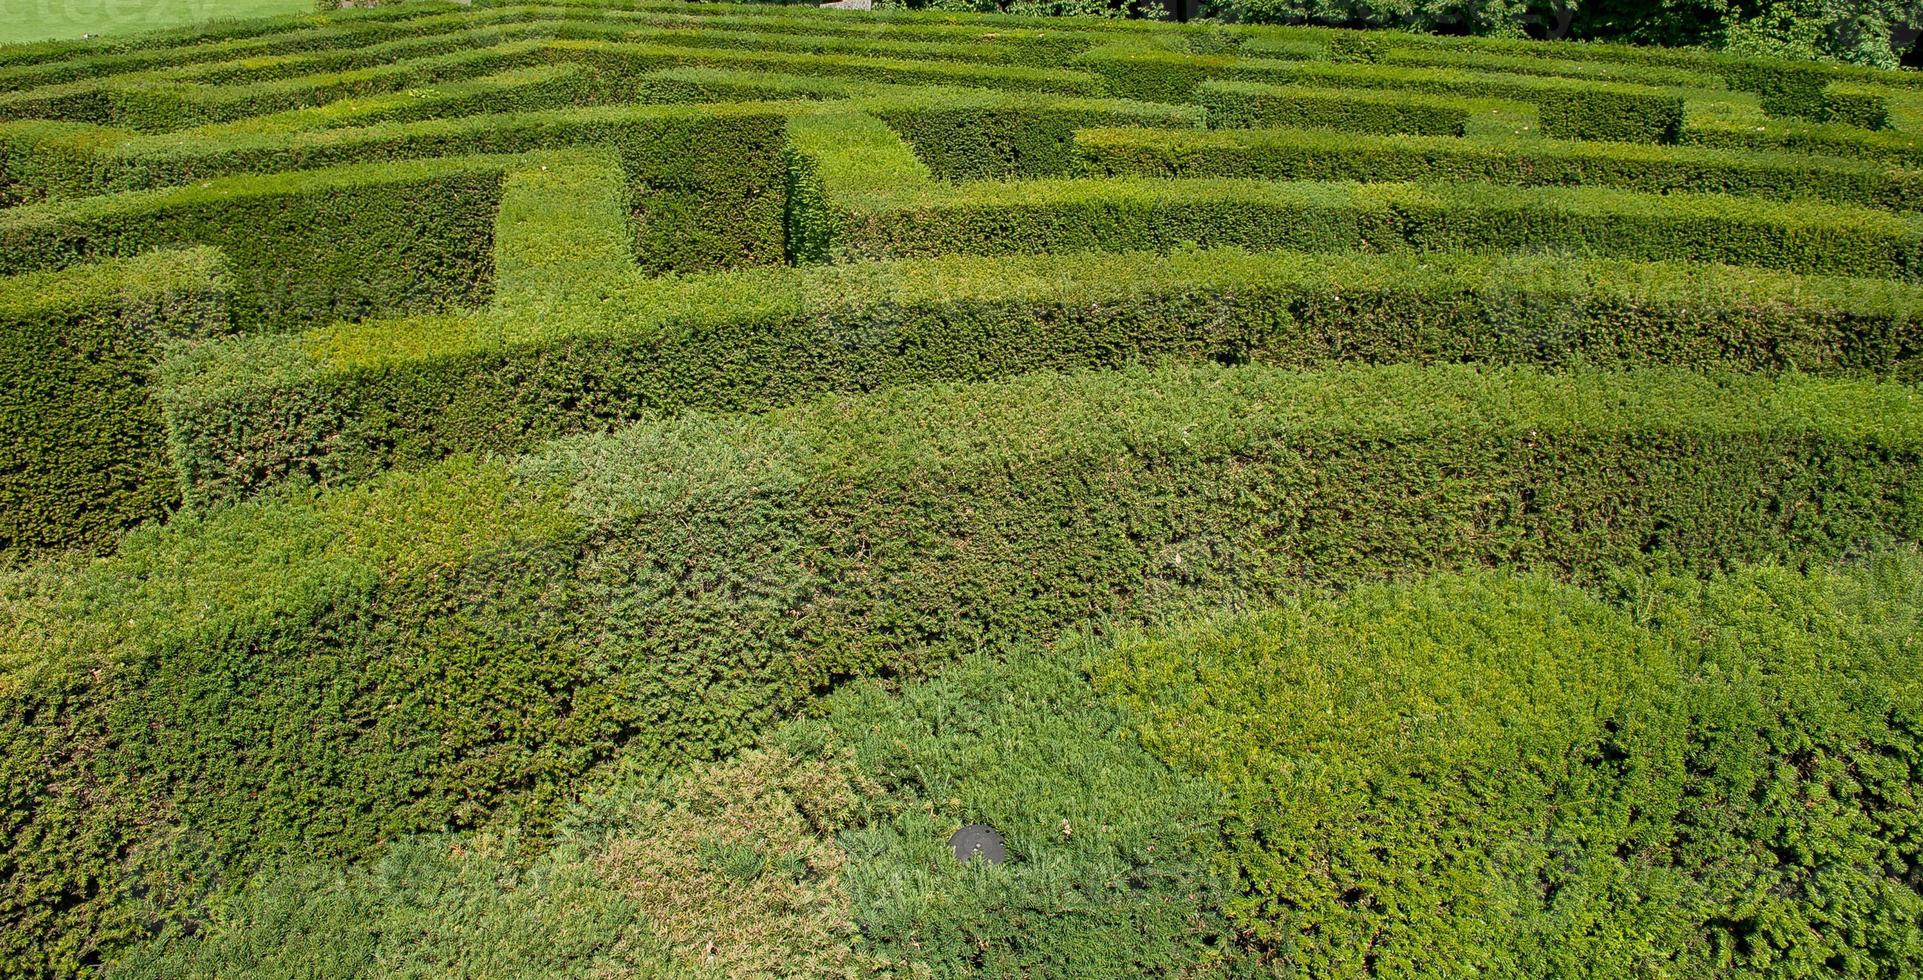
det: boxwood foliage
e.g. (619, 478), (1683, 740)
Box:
(1094, 553), (1923, 976)
(1077, 124), (1923, 212)
(97, 553), (1923, 978)
(1225, 60), (1689, 143)
(870, 90), (1202, 181)
(796, 648), (1246, 978)
(0, 154), (507, 332)
(5, 360), (1922, 974)
(0, 249), (229, 564)
(1197, 79), (1479, 136)
(1682, 112), (1923, 167)
(791, 112), (1923, 275)
(114, 645), (1243, 979)
(160, 226), (1923, 507)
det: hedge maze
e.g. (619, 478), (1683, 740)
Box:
(3, 1), (1923, 975)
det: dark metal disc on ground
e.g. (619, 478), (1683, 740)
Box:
(950, 824), (1006, 864)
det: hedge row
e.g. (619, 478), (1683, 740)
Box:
(1197, 79), (1479, 136)
(1070, 43), (1246, 105)
(1223, 60), (1687, 143)
(0, 30), (1104, 132)
(0, 1), (454, 77)
(0, 154), (507, 332)
(543, 36), (1103, 97)
(183, 62), (594, 135)
(161, 214), (1923, 506)
(154, 14), (582, 85)
(0, 21), (562, 125)
(794, 115), (1923, 277)
(7, 360), (1922, 975)
(1378, 45), (1726, 90)
(114, 554), (1923, 977)
(631, 64), (882, 103)
(1, 103), (792, 275)
(81, 43), (556, 132)
(1096, 556), (1923, 975)
(1275, 16), (1923, 111)
(0, 80), (1190, 206)
(1683, 112), (1923, 167)
(1076, 124), (1923, 212)
(122, 638), (1242, 977)
(871, 90), (1200, 180)
(0, 249), (229, 565)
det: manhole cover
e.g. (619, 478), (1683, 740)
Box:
(950, 823), (1006, 864)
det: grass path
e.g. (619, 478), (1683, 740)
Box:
(0, 0), (313, 45)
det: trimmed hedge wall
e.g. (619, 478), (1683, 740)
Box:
(0, 154), (508, 332)
(0, 88), (1161, 202)
(0, 249), (229, 564)
(794, 115), (1923, 274)
(1197, 79), (1477, 136)
(1377, 46), (1726, 90)
(872, 91), (1201, 180)
(1096, 556), (1923, 975)
(1683, 113), (1923, 167)
(796, 163), (1923, 280)
(1076, 124), (1923, 212)
(0, 103), (792, 273)
(6, 360), (1923, 975)
(160, 232), (1923, 506)
(1072, 43), (1240, 104)
(1224, 60), (1688, 143)
(0, 3), (472, 82)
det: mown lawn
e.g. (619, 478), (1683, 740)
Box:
(0, 0), (313, 45)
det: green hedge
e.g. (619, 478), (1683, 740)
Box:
(1197, 79), (1475, 136)
(1222, 60), (1687, 143)
(0, 249), (229, 565)
(0, 86), (1175, 202)
(100, 553), (1923, 977)
(1718, 56), (1865, 123)
(0, 29), (1102, 131)
(159, 238), (1923, 507)
(1823, 81), (1895, 130)
(1097, 556), (1923, 975)
(122, 641), (1243, 977)
(1683, 112), (1923, 167)
(1378, 45), (1726, 90)
(0, 24), (558, 126)
(870, 90), (1200, 180)
(1076, 124), (1923, 212)
(545, 36), (1102, 97)
(0, 2), (465, 80)
(1071, 43), (1238, 104)
(7, 360), (1923, 974)
(0, 154), (508, 332)
(182, 62), (595, 133)
(793, 118), (1923, 277)
(0, 103), (793, 272)
(87, 43), (552, 132)
(632, 64), (876, 103)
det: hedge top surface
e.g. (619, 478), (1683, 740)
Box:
(163, 246), (1923, 394)
(4, 2), (1923, 973)
(10, 359), (1923, 688)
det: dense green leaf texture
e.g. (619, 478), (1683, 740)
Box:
(106, 554), (1923, 977)
(0, 250), (228, 560)
(164, 242), (1923, 506)
(1097, 554), (1923, 975)
(3, 0), (1923, 973)
(113, 643), (1240, 978)
(6, 361), (1923, 971)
